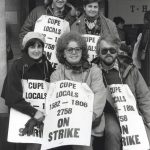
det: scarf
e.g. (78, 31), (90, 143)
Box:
(64, 59), (91, 72)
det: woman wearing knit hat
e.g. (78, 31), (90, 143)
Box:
(1, 32), (54, 150)
(71, 0), (119, 38)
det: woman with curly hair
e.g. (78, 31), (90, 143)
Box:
(50, 31), (106, 150)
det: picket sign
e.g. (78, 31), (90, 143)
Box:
(82, 34), (100, 62)
(34, 15), (70, 68)
(22, 79), (49, 112)
(7, 79), (49, 144)
(108, 84), (150, 150)
(41, 80), (94, 150)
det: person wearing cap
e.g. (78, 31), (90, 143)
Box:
(71, 0), (119, 38)
(1, 32), (54, 150)
(92, 34), (150, 150)
(19, 0), (77, 44)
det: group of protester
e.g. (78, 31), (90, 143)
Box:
(1, 0), (150, 150)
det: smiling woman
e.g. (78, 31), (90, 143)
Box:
(50, 31), (106, 150)
(1, 32), (54, 150)
(71, 0), (119, 40)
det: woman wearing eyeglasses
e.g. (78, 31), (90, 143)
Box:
(50, 31), (106, 150)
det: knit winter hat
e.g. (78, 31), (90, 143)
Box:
(22, 32), (45, 48)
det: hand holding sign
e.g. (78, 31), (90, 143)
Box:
(34, 110), (45, 121)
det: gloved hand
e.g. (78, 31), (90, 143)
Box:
(22, 118), (44, 136)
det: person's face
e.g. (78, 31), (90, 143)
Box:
(99, 40), (118, 66)
(28, 41), (43, 60)
(64, 41), (82, 65)
(52, 0), (67, 9)
(84, 2), (99, 18)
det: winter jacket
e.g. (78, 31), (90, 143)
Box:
(50, 64), (106, 137)
(1, 53), (54, 117)
(92, 55), (150, 123)
(71, 13), (119, 38)
(19, 4), (76, 44)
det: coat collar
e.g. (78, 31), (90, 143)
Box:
(21, 53), (47, 70)
(92, 55), (134, 80)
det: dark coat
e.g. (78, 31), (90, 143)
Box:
(1, 54), (54, 117)
(138, 24), (150, 86)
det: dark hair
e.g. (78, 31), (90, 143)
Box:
(56, 32), (88, 64)
(113, 17), (125, 25)
(45, 0), (67, 7)
(96, 35), (121, 56)
(144, 10), (150, 23)
(44, 0), (52, 7)
(83, 0), (102, 6)
(23, 38), (44, 52)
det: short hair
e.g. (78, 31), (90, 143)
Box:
(56, 32), (89, 64)
(83, 0), (102, 6)
(96, 35), (121, 56)
(113, 17), (125, 25)
(144, 11), (150, 23)
(45, 0), (67, 7)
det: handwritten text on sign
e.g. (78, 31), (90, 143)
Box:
(83, 34), (100, 62)
(41, 80), (94, 150)
(34, 15), (70, 69)
(8, 108), (43, 144)
(108, 84), (149, 150)
(22, 79), (49, 112)
(7, 79), (49, 143)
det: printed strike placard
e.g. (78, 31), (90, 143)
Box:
(108, 84), (149, 150)
(8, 79), (49, 143)
(41, 80), (94, 150)
(34, 15), (70, 69)
(83, 34), (100, 62)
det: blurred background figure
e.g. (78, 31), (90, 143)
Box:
(113, 16), (132, 57)
(137, 10), (150, 89)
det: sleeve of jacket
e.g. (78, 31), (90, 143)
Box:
(65, 3), (77, 26)
(1, 62), (37, 117)
(50, 69), (61, 82)
(19, 7), (40, 46)
(90, 65), (106, 123)
(110, 20), (120, 39)
(133, 67), (150, 123)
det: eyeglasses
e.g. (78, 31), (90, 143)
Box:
(101, 48), (117, 55)
(65, 47), (82, 54)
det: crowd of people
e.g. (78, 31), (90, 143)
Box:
(1, 0), (150, 150)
